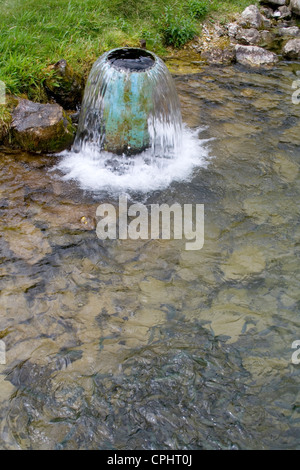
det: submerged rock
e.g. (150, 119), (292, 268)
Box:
(221, 246), (266, 281)
(4, 219), (52, 265)
(282, 38), (300, 58)
(279, 124), (300, 145)
(11, 99), (76, 153)
(235, 45), (278, 67)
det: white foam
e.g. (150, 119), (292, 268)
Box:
(54, 125), (210, 195)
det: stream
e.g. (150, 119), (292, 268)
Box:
(0, 61), (300, 450)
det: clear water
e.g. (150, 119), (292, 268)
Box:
(0, 62), (300, 449)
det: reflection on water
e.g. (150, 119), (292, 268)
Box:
(1, 62), (300, 449)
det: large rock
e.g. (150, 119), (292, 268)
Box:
(277, 26), (300, 37)
(11, 99), (76, 153)
(235, 45), (279, 67)
(282, 38), (300, 59)
(273, 5), (292, 19)
(290, 0), (300, 16)
(238, 5), (268, 29)
(44, 59), (84, 110)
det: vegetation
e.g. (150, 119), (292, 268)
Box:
(0, 0), (258, 101)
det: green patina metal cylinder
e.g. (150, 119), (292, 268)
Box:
(102, 48), (156, 155)
(74, 47), (182, 156)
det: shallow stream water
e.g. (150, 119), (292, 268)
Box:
(0, 61), (300, 450)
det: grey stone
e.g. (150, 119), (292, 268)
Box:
(282, 38), (300, 59)
(260, 6), (274, 18)
(239, 5), (265, 29)
(262, 16), (273, 28)
(214, 25), (226, 37)
(227, 22), (240, 38)
(236, 27), (261, 45)
(235, 45), (279, 67)
(278, 5), (292, 19)
(259, 30), (277, 47)
(11, 99), (76, 153)
(290, 0), (300, 16)
(202, 46), (235, 65)
(277, 26), (300, 37)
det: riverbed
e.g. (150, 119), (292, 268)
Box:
(0, 61), (300, 449)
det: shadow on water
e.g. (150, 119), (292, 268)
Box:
(0, 62), (300, 449)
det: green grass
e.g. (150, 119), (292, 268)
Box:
(0, 0), (258, 101)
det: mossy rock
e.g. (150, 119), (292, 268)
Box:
(44, 59), (84, 110)
(11, 99), (76, 153)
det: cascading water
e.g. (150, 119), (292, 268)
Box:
(56, 48), (208, 193)
(73, 48), (183, 157)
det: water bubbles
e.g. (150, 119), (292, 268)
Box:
(56, 125), (209, 194)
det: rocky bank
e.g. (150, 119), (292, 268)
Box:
(192, 0), (300, 66)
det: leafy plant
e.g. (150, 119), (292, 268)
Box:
(160, 6), (196, 48)
(187, 0), (209, 19)
(141, 29), (163, 51)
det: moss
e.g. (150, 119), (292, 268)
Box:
(44, 61), (84, 109)
(0, 95), (18, 144)
(213, 36), (231, 51)
(45, 114), (76, 153)
(0, 328), (11, 340)
(0, 107), (12, 143)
